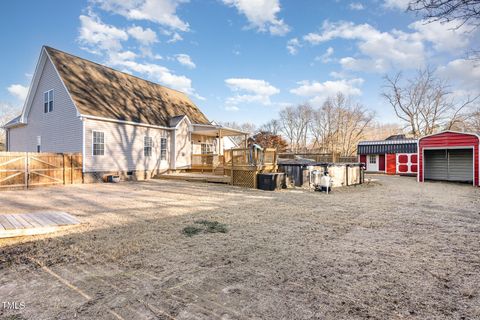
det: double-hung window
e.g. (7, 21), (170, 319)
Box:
(160, 137), (167, 160)
(93, 131), (105, 156)
(144, 136), (153, 157)
(201, 143), (213, 154)
(44, 90), (54, 113)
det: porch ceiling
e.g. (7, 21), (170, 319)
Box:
(192, 124), (247, 137)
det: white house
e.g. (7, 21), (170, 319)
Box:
(4, 46), (245, 182)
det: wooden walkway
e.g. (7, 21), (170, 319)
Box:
(0, 211), (80, 239)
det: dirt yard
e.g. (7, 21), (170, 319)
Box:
(0, 175), (479, 320)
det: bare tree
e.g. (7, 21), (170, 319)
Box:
(409, 0), (480, 58)
(382, 68), (478, 137)
(363, 122), (405, 141)
(279, 104), (313, 152)
(0, 103), (20, 151)
(409, 0), (480, 28)
(259, 119), (281, 135)
(219, 121), (256, 145)
(309, 93), (374, 156)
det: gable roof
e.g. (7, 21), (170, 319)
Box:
(44, 46), (210, 127)
(418, 130), (480, 141)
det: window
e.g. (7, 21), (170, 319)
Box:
(160, 137), (167, 160)
(144, 136), (153, 157)
(201, 143), (213, 154)
(44, 90), (54, 113)
(369, 155), (377, 164)
(93, 131), (105, 156)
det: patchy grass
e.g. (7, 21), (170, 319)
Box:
(182, 219), (228, 236)
(182, 225), (204, 237)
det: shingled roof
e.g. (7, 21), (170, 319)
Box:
(45, 46), (210, 127)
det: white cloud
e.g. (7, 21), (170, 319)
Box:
(315, 47), (334, 63)
(409, 19), (476, 53)
(349, 2), (364, 10)
(77, 10), (201, 98)
(225, 105), (239, 111)
(437, 59), (480, 92)
(7, 84), (29, 101)
(225, 78), (280, 106)
(223, 0), (290, 36)
(175, 54), (196, 68)
(290, 78), (364, 105)
(78, 13), (128, 52)
(167, 32), (183, 43)
(93, 0), (189, 31)
(127, 25), (158, 45)
(383, 0), (410, 10)
(300, 19), (480, 73)
(287, 38), (301, 55)
(303, 20), (426, 72)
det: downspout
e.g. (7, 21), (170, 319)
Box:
(5, 129), (9, 151)
(171, 128), (176, 171)
(82, 118), (86, 173)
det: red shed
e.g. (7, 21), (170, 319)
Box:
(418, 131), (480, 186)
(357, 135), (418, 175)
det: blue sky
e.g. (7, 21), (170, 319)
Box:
(1, 0), (479, 126)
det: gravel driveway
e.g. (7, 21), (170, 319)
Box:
(0, 175), (479, 319)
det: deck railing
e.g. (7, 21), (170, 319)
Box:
(191, 154), (224, 173)
(190, 148), (278, 188)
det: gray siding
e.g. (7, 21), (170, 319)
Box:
(84, 119), (171, 173)
(174, 120), (191, 169)
(8, 58), (82, 153)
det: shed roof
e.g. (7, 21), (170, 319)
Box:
(44, 46), (210, 127)
(357, 138), (418, 154)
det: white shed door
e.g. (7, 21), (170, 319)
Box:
(367, 155), (379, 172)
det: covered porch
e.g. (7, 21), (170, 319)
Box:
(190, 124), (247, 174)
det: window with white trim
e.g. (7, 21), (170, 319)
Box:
(369, 155), (377, 164)
(201, 143), (213, 154)
(44, 90), (54, 113)
(144, 136), (153, 157)
(160, 137), (167, 160)
(92, 131), (105, 156)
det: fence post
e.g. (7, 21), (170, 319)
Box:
(231, 152), (234, 185)
(24, 152), (28, 190)
(63, 154), (66, 185)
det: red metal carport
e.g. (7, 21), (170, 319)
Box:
(418, 131), (480, 186)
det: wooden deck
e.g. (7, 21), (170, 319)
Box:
(158, 173), (231, 184)
(0, 211), (80, 239)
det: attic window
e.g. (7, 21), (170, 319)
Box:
(44, 90), (54, 113)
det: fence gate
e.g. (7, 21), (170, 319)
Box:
(0, 153), (27, 189)
(28, 153), (65, 187)
(0, 152), (83, 190)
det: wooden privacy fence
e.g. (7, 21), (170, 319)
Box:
(0, 152), (83, 190)
(278, 152), (358, 163)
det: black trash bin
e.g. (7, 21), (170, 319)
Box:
(257, 173), (285, 191)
